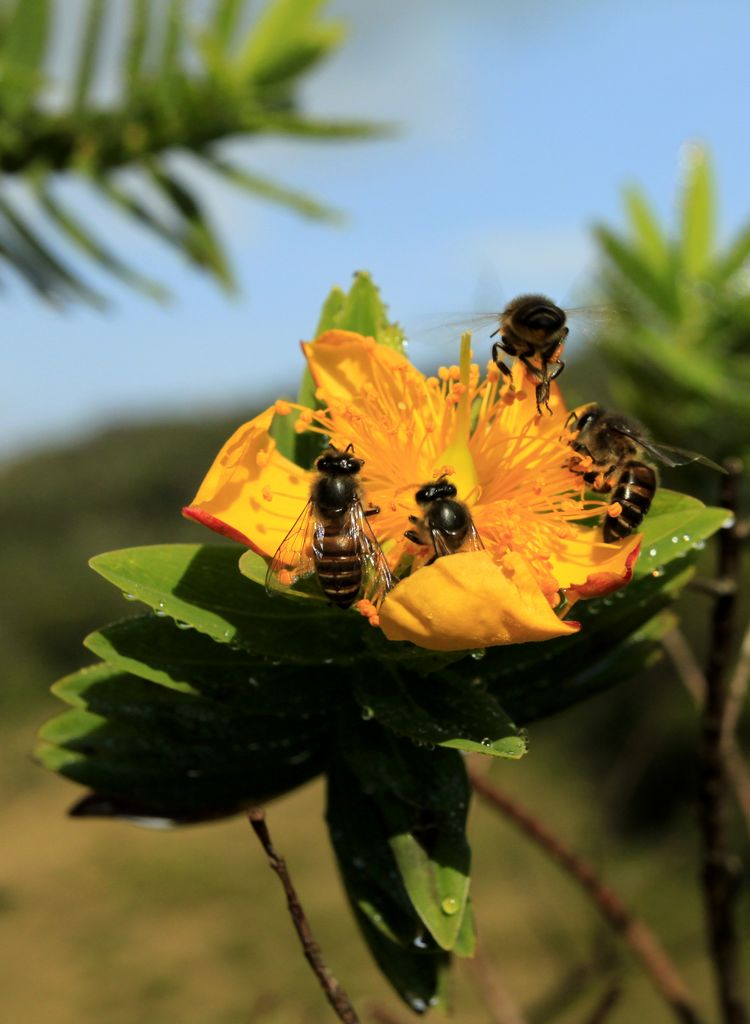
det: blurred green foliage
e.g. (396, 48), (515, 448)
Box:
(0, 0), (381, 305)
(593, 146), (750, 466)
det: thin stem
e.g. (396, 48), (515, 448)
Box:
(469, 766), (703, 1024)
(585, 984), (621, 1024)
(661, 626), (750, 835)
(699, 457), (747, 1024)
(247, 809), (361, 1024)
(466, 949), (528, 1024)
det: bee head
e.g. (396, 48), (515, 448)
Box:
(507, 294), (566, 335)
(316, 445), (363, 475)
(571, 403), (604, 434)
(415, 478), (458, 505)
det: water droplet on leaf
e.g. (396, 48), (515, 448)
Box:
(441, 896), (460, 915)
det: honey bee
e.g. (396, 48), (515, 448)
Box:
(567, 403), (725, 542)
(266, 444), (393, 607)
(404, 477), (484, 563)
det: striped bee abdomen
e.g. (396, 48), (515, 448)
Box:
(315, 527), (362, 608)
(603, 460), (656, 543)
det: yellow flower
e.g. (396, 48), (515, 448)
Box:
(184, 329), (641, 652)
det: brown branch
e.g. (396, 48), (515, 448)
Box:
(466, 949), (528, 1024)
(247, 809), (361, 1024)
(662, 626), (750, 835)
(699, 457), (748, 1024)
(469, 766), (704, 1024)
(585, 984), (621, 1024)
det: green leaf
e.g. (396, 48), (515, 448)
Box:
(634, 488), (727, 576)
(680, 145), (714, 277)
(146, 163), (235, 291)
(38, 663), (327, 821)
(339, 717), (472, 952)
(32, 179), (170, 301)
(624, 185), (669, 272)
(0, 194), (106, 307)
(594, 225), (680, 319)
(326, 759), (451, 1012)
(450, 558), (696, 726)
(84, 614), (350, 717)
(237, 0), (344, 87)
(315, 284), (346, 334)
(73, 0), (106, 112)
(213, 0), (245, 52)
(125, 0), (150, 90)
(2, 0), (50, 78)
(89, 544), (368, 662)
(206, 155), (342, 222)
(353, 668), (527, 759)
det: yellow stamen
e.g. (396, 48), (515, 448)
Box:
(434, 332), (479, 498)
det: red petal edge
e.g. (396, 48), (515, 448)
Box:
(567, 539), (642, 600)
(182, 506), (259, 549)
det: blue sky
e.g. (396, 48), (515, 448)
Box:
(4, 0), (750, 460)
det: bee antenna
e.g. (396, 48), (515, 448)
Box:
(345, 442), (355, 453)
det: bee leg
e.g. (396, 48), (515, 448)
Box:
(364, 506), (380, 517)
(408, 515), (420, 525)
(404, 529), (423, 544)
(491, 344), (515, 389)
(548, 360), (565, 381)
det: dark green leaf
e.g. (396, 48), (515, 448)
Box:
(353, 667), (526, 759)
(326, 758), (451, 1013)
(84, 614), (350, 717)
(38, 663), (327, 821)
(339, 717), (472, 952)
(455, 560), (693, 725)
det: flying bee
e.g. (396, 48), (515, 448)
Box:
(404, 477), (484, 564)
(426, 295), (611, 416)
(489, 294), (571, 415)
(566, 403), (726, 543)
(266, 444), (393, 608)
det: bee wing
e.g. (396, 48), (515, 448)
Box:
(634, 439), (728, 473)
(349, 501), (394, 606)
(460, 518), (485, 553)
(265, 500), (320, 596)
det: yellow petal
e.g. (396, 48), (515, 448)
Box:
(302, 329), (422, 407)
(182, 407), (312, 557)
(379, 550), (580, 652)
(549, 531), (642, 599)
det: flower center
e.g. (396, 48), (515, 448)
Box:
(434, 332), (479, 499)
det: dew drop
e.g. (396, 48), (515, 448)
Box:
(247, 676), (259, 687)
(480, 737), (492, 748)
(651, 566), (666, 578)
(671, 535), (680, 544)
(470, 648), (486, 661)
(407, 996), (428, 1013)
(693, 539), (706, 551)
(154, 608), (167, 618)
(682, 533), (691, 543)
(413, 933), (429, 949)
(723, 514), (736, 530)
(441, 896), (460, 915)
(122, 592), (137, 602)
(360, 706), (375, 721)
(648, 547), (658, 558)
(175, 620), (192, 630)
